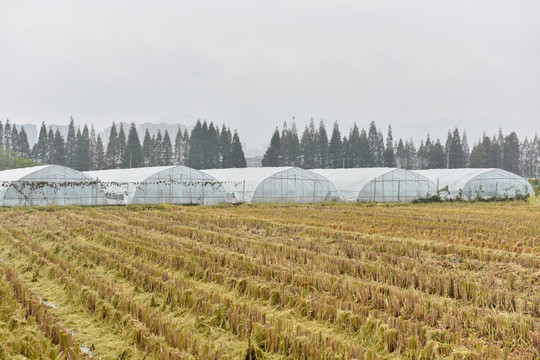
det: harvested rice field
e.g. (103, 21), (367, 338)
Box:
(0, 201), (538, 359)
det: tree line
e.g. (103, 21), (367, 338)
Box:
(0, 118), (246, 171)
(262, 119), (540, 177)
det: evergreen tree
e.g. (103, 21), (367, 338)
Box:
(403, 138), (417, 170)
(317, 120), (329, 168)
(162, 130), (173, 166)
(462, 131), (470, 167)
(4, 120), (11, 150)
(448, 128), (464, 168)
(367, 121), (379, 167)
(65, 117), (77, 168)
(342, 137), (350, 168)
(47, 128), (55, 164)
(219, 125), (233, 168)
(173, 128), (183, 166)
(52, 129), (66, 165)
(207, 123), (220, 168)
(417, 140), (427, 169)
(105, 123), (118, 169)
(490, 135), (502, 168)
(10, 126), (19, 154)
(18, 127), (31, 158)
(347, 124), (360, 168)
(280, 122), (291, 166)
(33, 122), (48, 164)
(154, 130), (164, 166)
(94, 135), (105, 170)
(142, 129), (153, 166)
(75, 125), (91, 171)
(383, 125), (396, 167)
(123, 123), (144, 168)
(328, 122), (343, 168)
(395, 139), (405, 168)
(117, 124), (126, 168)
(300, 120), (317, 169)
(429, 139), (447, 169)
(502, 132), (520, 174)
(231, 130), (246, 168)
(181, 129), (190, 166)
(262, 128), (281, 167)
(89, 125), (97, 170)
(358, 128), (370, 167)
(289, 122), (301, 167)
(188, 120), (203, 169)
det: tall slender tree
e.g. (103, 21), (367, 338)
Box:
(123, 123), (144, 168)
(18, 127), (31, 158)
(317, 120), (329, 168)
(52, 129), (66, 165)
(383, 125), (396, 167)
(328, 122), (343, 168)
(231, 130), (246, 168)
(262, 128), (281, 167)
(65, 117), (76, 168)
(105, 122), (118, 169)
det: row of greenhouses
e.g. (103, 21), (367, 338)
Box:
(0, 165), (533, 206)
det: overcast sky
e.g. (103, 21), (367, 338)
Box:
(1, 0), (539, 149)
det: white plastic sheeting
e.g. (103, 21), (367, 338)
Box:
(414, 168), (533, 200)
(312, 168), (436, 202)
(201, 167), (339, 203)
(0, 165), (107, 206)
(85, 166), (227, 205)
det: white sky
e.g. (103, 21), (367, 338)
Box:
(1, 0), (539, 148)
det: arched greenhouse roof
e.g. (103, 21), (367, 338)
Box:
(414, 168), (533, 199)
(312, 168), (436, 202)
(201, 167), (339, 203)
(85, 166), (227, 205)
(0, 165), (107, 206)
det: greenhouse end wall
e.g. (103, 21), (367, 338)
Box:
(0, 165), (107, 206)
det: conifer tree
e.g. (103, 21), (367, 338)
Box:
(52, 129), (66, 165)
(117, 124), (126, 168)
(231, 130), (246, 168)
(10, 126), (19, 154)
(75, 125), (91, 171)
(219, 124), (232, 168)
(18, 127), (31, 158)
(342, 136), (350, 168)
(173, 128), (183, 166)
(395, 138), (405, 168)
(383, 125), (396, 167)
(503, 132), (520, 174)
(429, 139), (446, 168)
(317, 120), (329, 168)
(154, 130), (164, 166)
(328, 122), (343, 168)
(4, 120), (11, 150)
(462, 130), (470, 167)
(300, 120), (317, 169)
(188, 120), (203, 169)
(123, 123), (144, 168)
(94, 135), (105, 170)
(47, 128), (55, 164)
(34, 122), (48, 164)
(289, 122), (301, 167)
(65, 117), (76, 168)
(181, 129), (190, 166)
(207, 123), (220, 168)
(262, 128), (281, 167)
(347, 124), (360, 168)
(449, 128), (464, 168)
(162, 130), (173, 166)
(367, 121), (379, 167)
(105, 122), (118, 169)
(142, 129), (153, 166)
(89, 125), (97, 170)
(358, 129), (370, 167)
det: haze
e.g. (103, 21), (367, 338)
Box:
(1, 0), (539, 149)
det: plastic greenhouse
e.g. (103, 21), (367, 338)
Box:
(414, 168), (533, 200)
(312, 168), (436, 202)
(0, 165), (107, 206)
(201, 167), (339, 203)
(85, 166), (227, 205)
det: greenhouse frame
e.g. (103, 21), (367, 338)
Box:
(85, 166), (227, 205)
(0, 165), (107, 206)
(312, 168), (437, 202)
(414, 168), (534, 200)
(202, 167), (339, 203)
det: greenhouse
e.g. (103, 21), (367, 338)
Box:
(201, 167), (339, 203)
(85, 166), (227, 205)
(414, 168), (534, 200)
(312, 168), (436, 202)
(0, 165), (107, 206)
